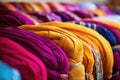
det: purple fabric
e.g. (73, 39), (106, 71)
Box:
(72, 10), (96, 18)
(0, 9), (34, 27)
(0, 28), (69, 80)
(29, 12), (62, 22)
(53, 11), (72, 21)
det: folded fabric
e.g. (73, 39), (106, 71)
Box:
(29, 11), (62, 22)
(39, 2), (51, 11)
(83, 19), (120, 79)
(61, 3), (81, 11)
(0, 61), (21, 80)
(41, 22), (113, 80)
(79, 2), (97, 10)
(0, 9), (35, 27)
(0, 28), (69, 80)
(72, 10), (95, 18)
(47, 2), (66, 11)
(28, 3), (45, 12)
(0, 2), (17, 11)
(64, 11), (81, 21)
(0, 36), (47, 80)
(53, 11), (73, 21)
(73, 21), (117, 46)
(83, 19), (120, 45)
(10, 2), (26, 11)
(19, 2), (35, 12)
(94, 19), (120, 32)
(19, 24), (85, 80)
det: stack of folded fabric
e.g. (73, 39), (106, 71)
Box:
(0, 1), (120, 80)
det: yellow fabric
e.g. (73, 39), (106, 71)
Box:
(90, 9), (106, 16)
(41, 22), (113, 80)
(19, 25), (86, 80)
(20, 2), (33, 12)
(29, 3), (44, 11)
(94, 19), (120, 32)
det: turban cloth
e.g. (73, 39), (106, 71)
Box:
(64, 11), (81, 21)
(79, 2), (97, 10)
(27, 3), (45, 12)
(83, 19), (120, 45)
(73, 21), (117, 46)
(0, 28), (69, 80)
(9, 2), (27, 12)
(61, 3), (81, 11)
(39, 22), (103, 80)
(0, 2), (17, 11)
(73, 21), (120, 80)
(19, 24), (97, 80)
(83, 19), (120, 79)
(29, 11), (62, 23)
(0, 9), (35, 27)
(17, 2), (35, 12)
(0, 36), (47, 80)
(47, 2), (66, 11)
(53, 11), (81, 21)
(72, 10), (95, 18)
(93, 19), (120, 32)
(0, 61), (21, 80)
(53, 11), (73, 22)
(41, 22), (113, 80)
(39, 2), (51, 11)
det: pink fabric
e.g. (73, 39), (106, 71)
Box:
(39, 2), (51, 11)
(0, 36), (47, 80)
(47, 2), (66, 11)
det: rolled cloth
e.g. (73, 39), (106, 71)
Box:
(83, 19), (120, 46)
(0, 28), (69, 80)
(41, 22), (113, 80)
(47, 2), (66, 11)
(0, 2), (17, 11)
(0, 9), (35, 27)
(29, 11), (62, 23)
(83, 19), (120, 79)
(93, 19), (120, 32)
(53, 11), (73, 22)
(73, 21), (117, 46)
(19, 24), (97, 80)
(0, 36), (47, 80)
(0, 61), (21, 80)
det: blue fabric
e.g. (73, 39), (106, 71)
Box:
(0, 61), (21, 80)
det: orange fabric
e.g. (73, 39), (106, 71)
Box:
(41, 22), (113, 80)
(0, 3), (17, 11)
(90, 9), (106, 16)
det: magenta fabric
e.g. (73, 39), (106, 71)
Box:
(0, 28), (70, 80)
(0, 9), (34, 27)
(61, 3), (81, 11)
(0, 36), (47, 80)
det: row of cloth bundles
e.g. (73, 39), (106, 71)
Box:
(0, 2), (120, 80)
